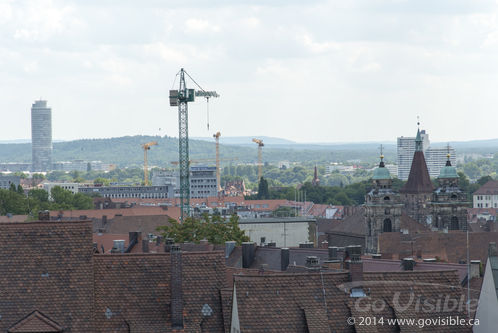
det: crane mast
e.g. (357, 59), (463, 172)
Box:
(252, 138), (264, 181)
(170, 68), (218, 220)
(141, 141), (158, 186)
(213, 131), (221, 192)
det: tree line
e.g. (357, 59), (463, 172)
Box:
(0, 186), (93, 217)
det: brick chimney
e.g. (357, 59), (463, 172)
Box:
(346, 245), (363, 283)
(170, 245), (183, 329)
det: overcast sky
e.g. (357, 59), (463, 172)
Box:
(1, 0), (497, 143)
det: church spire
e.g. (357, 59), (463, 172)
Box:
(415, 118), (423, 152)
(312, 165), (320, 186)
(379, 144), (385, 168)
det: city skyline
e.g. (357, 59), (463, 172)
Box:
(1, 1), (498, 143)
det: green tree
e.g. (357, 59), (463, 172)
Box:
(157, 215), (249, 245)
(257, 177), (269, 199)
(93, 177), (110, 186)
(477, 175), (493, 186)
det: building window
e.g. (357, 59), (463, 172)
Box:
(383, 219), (392, 232)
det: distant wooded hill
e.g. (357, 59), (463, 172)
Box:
(0, 135), (496, 168)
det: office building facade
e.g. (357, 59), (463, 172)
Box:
(31, 100), (52, 171)
(397, 130), (456, 180)
(190, 166), (217, 198)
(78, 185), (172, 199)
(397, 130), (430, 180)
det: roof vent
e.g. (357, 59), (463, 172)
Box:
(350, 287), (366, 298)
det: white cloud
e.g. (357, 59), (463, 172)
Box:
(185, 18), (221, 33)
(0, 0), (497, 142)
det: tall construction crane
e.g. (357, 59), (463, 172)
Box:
(252, 138), (264, 181)
(213, 131), (221, 192)
(141, 141), (158, 186)
(170, 68), (218, 220)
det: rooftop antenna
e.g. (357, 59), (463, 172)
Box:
(417, 115), (420, 128)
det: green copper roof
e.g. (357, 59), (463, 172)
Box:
(415, 128), (423, 152)
(439, 165), (458, 179)
(372, 166), (391, 180)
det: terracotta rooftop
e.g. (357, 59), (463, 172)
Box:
(231, 270), (471, 332)
(380, 231), (498, 264)
(474, 180), (498, 195)
(0, 219), (227, 332)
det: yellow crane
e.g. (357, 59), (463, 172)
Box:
(213, 131), (221, 192)
(252, 138), (264, 181)
(141, 141), (158, 185)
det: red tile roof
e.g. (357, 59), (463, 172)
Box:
(0, 219), (228, 332)
(473, 180), (498, 195)
(0, 215), (27, 222)
(379, 231), (498, 263)
(232, 270), (471, 332)
(0, 220), (94, 332)
(94, 252), (227, 332)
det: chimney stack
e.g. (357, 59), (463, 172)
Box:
(281, 248), (290, 271)
(38, 210), (50, 221)
(401, 258), (415, 271)
(142, 239), (149, 253)
(470, 260), (481, 279)
(225, 241), (236, 259)
(242, 242), (255, 268)
(305, 256), (320, 271)
(170, 245), (183, 329)
(164, 238), (174, 252)
(489, 242), (498, 257)
(346, 245), (363, 282)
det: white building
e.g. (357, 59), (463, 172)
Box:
(238, 217), (317, 248)
(397, 130), (456, 180)
(473, 180), (498, 209)
(397, 130), (430, 180)
(425, 147), (456, 178)
(152, 170), (178, 187)
(384, 164), (398, 177)
(152, 166), (218, 199)
(42, 182), (80, 199)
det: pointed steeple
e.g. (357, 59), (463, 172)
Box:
(415, 120), (423, 152)
(312, 165), (320, 186)
(400, 125), (433, 194)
